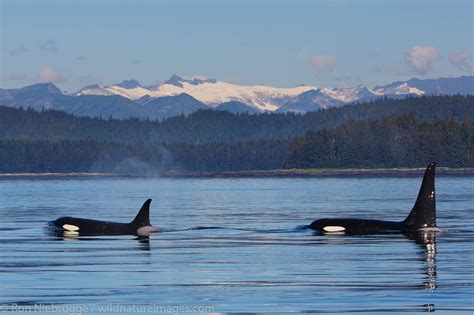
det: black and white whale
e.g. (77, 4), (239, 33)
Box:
(309, 162), (439, 234)
(52, 199), (158, 236)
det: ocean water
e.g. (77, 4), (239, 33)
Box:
(0, 176), (473, 314)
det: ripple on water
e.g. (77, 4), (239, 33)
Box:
(0, 176), (473, 313)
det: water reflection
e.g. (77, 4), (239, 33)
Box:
(44, 220), (444, 313)
(46, 228), (152, 251)
(310, 230), (440, 312)
(407, 230), (438, 292)
(312, 230), (439, 291)
(2, 177), (472, 313)
(137, 236), (151, 251)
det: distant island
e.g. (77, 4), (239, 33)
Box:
(0, 95), (472, 174)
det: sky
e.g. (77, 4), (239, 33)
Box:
(0, 0), (473, 92)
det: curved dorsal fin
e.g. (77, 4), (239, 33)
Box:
(403, 162), (436, 228)
(130, 199), (152, 227)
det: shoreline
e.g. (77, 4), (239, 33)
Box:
(1, 167), (473, 178)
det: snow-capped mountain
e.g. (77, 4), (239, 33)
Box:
(374, 76), (474, 96)
(76, 84), (114, 96)
(77, 75), (474, 114)
(1, 76), (472, 120)
(76, 75), (319, 111)
(277, 89), (345, 113)
(276, 85), (380, 113)
(373, 82), (425, 96)
(163, 74), (217, 87)
(115, 79), (142, 89)
(322, 85), (380, 102)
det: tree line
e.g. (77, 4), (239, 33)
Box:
(1, 116), (472, 173)
(0, 139), (289, 173)
(284, 114), (473, 169)
(1, 95), (473, 144)
(0, 95), (473, 172)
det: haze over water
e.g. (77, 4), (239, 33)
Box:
(0, 176), (473, 314)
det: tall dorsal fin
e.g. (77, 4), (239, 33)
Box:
(403, 162), (436, 228)
(130, 199), (152, 227)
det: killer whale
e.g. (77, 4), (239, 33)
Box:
(309, 162), (438, 234)
(52, 199), (158, 236)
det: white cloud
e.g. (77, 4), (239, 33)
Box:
(449, 51), (474, 73)
(405, 46), (439, 75)
(37, 67), (66, 83)
(310, 55), (337, 72)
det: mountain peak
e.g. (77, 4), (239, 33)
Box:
(169, 92), (202, 102)
(23, 83), (62, 94)
(183, 75), (217, 85)
(163, 74), (217, 87)
(164, 74), (185, 87)
(115, 79), (142, 89)
(303, 89), (325, 96)
(80, 84), (101, 90)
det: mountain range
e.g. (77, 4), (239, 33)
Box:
(0, 75), (472, 120)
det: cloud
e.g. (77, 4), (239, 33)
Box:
(39, 39), (58, 52)
(2, 73), (27, 81)
(405, 45), (439, 75)
(8, 44), (29, 56)
(449, 51), (474, 73)
(36, 67), (66, 83)
(76, 56), (87, 62)
(310, 55), (337, 72)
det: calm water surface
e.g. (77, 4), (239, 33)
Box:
(0, 176), (473, 314)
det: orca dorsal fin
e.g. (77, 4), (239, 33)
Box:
(403, 162), (436, 228)
(130, 199), (152, 227)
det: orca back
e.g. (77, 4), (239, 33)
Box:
(403, 162), (436, 229)
(52, 199), (154, 236)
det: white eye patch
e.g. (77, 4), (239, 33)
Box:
(323, 226), (346, 232)
(62, 224), (79, 232)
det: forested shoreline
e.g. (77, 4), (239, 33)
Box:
(0, 95), (473, 173)
(284, 115), (472, 169)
